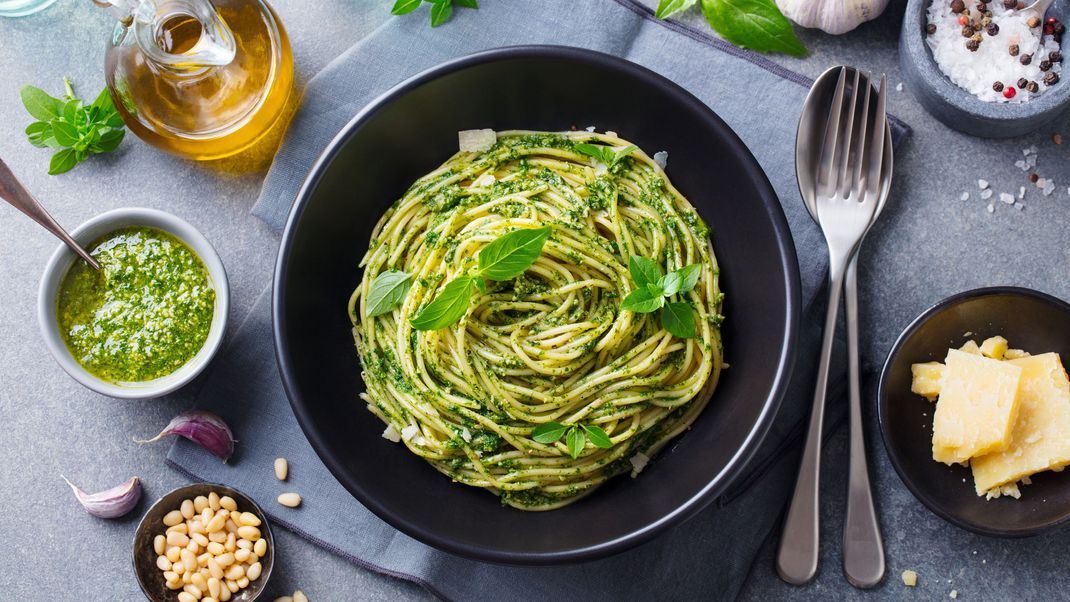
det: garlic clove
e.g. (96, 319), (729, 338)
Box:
(63, 475), (141, 518)
(776, 0), (890, 35)
(136, 410), (235, 462)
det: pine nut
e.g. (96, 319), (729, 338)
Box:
(183, 584), (203, 599)
(183, 570), (193, 585)
(234, 548), (251, 563)
(208, 530), (226, 543)
(181, 499), (195, 520)
(198, 553), (211, 567)
(246, 561), (263, 581)
(167, 546), (181, 562)
(166, 579), (183, 591)
(163, 510), (184, 527)
(219, 496), (238, 512)
(219, 587), (231, 602)
(194, 495), (209, 512)
(274, 457), (288, 481)
(153, 535), (166, 555)
(178, 593), (196, 602)
(225, 519), (239, 534)
(201, 507), (213, 524)
(207, 511), (227, 533)
(168, 522), (189, 534)
(157, 555), (173, 571)
(225, 533), (236, 552)
(229, 510), (242, 524)
(207, 577), (221, 598)
(208, 492), (221, 512)
(238, 512), (261, 527)
(192, 571), (208, 590)
(277, 492), (302, 508)
(172, 561), (185, 575)
(215, 552), (235, 568)
(164, 571), (179, 583)
(167, 531), (190, 547)
(294, 591), (308, 602)
(206, 542), (224, 556)
(253, 538), (267, 558)
(191, 533), (209, 547)
(224, 564), (245, 580)
(225, 580), (239, 593)
(236, 539), (252, 551)
(186, 540), (200, 555)
(207, 557), (223, 579)
(237, 576), (249, 588)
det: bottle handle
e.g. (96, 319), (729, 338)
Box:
(94, 0), (236, 69)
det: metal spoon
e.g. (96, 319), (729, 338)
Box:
(0, 158), (99, 271)
(788, 66), (893, 588)
(1021, 0), (1056, 23)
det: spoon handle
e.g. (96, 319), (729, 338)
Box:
(842, 257), (885, 588)
(776, 256), (847, 585)
(0, 158), (99, 271)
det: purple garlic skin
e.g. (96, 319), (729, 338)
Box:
(64, 476), (141, 519)
(137, 410), (235, 461)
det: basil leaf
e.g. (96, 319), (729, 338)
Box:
(565, 426), (586, 459)
(655, 0), (697, 18)
(700, 0), (806, 57)
(583, 425), (613, 449)
(20, 86), (63, 121)
(90, 87), (114, 113)
(429, 0), (453, 26)
(366, 270), (413, 317)
(612, 144), (638, 165)
(390, 0), (422, 14)
(660, 264), (702, 296)
(629, 255), (662, 288)
(455, 0), (477, 7)
(575, 143), (612, 165)
(25, 122), (53, 148)
(410, 275), (474, 330)
(621, 284), (666, 314)
(48, 148), (79, 175)
(91, 128), (125, 154)
(532, 422), (568, 444)
(661, 302), (697, 339)
(478, 226), (551, 281)
(50, 120), (80, 147)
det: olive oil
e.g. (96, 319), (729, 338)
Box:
(102, 0), (295, 164)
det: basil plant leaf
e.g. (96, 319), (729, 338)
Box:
(455, 0), (478, 7)
(410, 275), (474, 330)
(700, 0), (806, 57)
(655, 0), (698, 18)
(366, 270), (413, 317)
(612, 144), (638, 165)
(429, 0), (453, 26)
(20, 86), (63, 122)
(532, 422), (568, 444)
(621, 284), (666, 314)
(629, 255), (663, 288)
(565, 426), (586, 459)
(48, 148), (79, 175)
(574, 143), (611, 165)
(477, 226), (551, 281)
(660, 264), (702, 296)
(661, 301), (697, 339)
(583, 425), (613, 449)
(390, 0), (422, 14)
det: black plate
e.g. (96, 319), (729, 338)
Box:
(273, 46), (800, 564)
(878, 287), (1070, 537)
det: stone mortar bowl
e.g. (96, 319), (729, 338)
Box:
(900, 0), (1070, 137)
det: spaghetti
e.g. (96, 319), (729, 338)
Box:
(348, 130), (724, 510)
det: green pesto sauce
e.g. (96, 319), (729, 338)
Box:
(57, 226), (215, 383)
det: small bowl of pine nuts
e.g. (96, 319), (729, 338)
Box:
(133, 483), (274, 602)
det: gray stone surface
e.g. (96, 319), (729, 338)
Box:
(0, 1), (1068, 601)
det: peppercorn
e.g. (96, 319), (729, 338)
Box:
(926, 23), (937, 34)
(1017, 77), (1028, 88)
(1004, 86), (1017, 99)
(962, 24), (975, 37)
(1054, 22), (1066, 36)
(1028, 16), (1041, 28)
(1009, 43), (1020, 56)
(951, 0), (965, 13)
(966, 39), (981, 52)
(1020, 53), (1033, 65)
(986, 23), (999, 36)
(958, 14), (969, 26)
(1050, 50), (1063, 62)
(1044, 23), (1054, 35)
(1003, 0), (1017, 8)
(993, 81), (1005, 92)
(1027, 81), (1040, 93)
(1030, 173), (1039, 183)
(1054, 133), (1063, 145)
(1040, 59), (1052, 71)
(1044, 71), (1060, 86)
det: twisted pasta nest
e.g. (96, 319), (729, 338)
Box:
(349, 130), (724, 510)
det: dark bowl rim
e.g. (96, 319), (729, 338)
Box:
(876, 285), (1070, 538)
(272, 44), (802, 564)
(131, 482), (274, 601)
(899, 0), (1070, 120)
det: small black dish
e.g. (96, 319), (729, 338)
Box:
(133, 483), (274, 601)
(273, 45), (801, 564)
(878, 287), (1070, 537)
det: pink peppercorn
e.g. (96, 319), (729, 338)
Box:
(1004, 86), (1017, 99)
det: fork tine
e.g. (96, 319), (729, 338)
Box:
(850, 73), (872, 200)
(835, 69), (861, 198)
(817, 68), (847, 197)
(865, 76), (888, 199)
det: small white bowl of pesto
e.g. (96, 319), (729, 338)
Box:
(37, 208), (229, 399)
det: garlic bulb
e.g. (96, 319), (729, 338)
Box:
(776, 0), (890, 35)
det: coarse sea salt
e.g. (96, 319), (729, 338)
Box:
(980, 188), (994, 199)
(961, 192), (970, 200)
(1000, 192), (1016, 204)
(926, 1), (1062, 103)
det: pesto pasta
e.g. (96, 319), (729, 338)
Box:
(348, 130), (724, 510)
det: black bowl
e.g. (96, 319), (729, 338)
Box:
(878, 287), (1070, 537)
(273, 45), (801, 564)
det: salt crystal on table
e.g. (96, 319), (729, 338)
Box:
(1016, 202), (1025, 210)
(1043, 180), (1056, 195)
(960, 192), (970, 201)
(1025, 145), (1038, 156)
(1037, 177), (1048, 188)
(978, 179), (990, 189)
(987, 203), (995, 213)
(1027, 154), (1037, 168)
(1019, 186), (1026, 199)
(1015, 159), (1029, 171)
(980, 189), (994, 199)
(1000, 192), (1016, 204)
(896, 82), (904, 92)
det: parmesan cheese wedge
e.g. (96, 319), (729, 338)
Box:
(931, 350), (1022, 465)
(971, 353), (1070, 496)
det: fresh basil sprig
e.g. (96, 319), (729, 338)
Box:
(366, 270), (414, 317)
(409, 226), (552, 331)
(655, 0), (806, 57)
(391, 0), (477, 27)
(621, 256), (701, 339)
(20, 78), (126, 175)
(575, 143), (638, 169)
(532, 421), (613, 459)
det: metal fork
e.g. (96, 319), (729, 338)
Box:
(776, 67), (887, 585)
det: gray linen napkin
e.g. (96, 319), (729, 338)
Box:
(168, 1), (909, 599)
